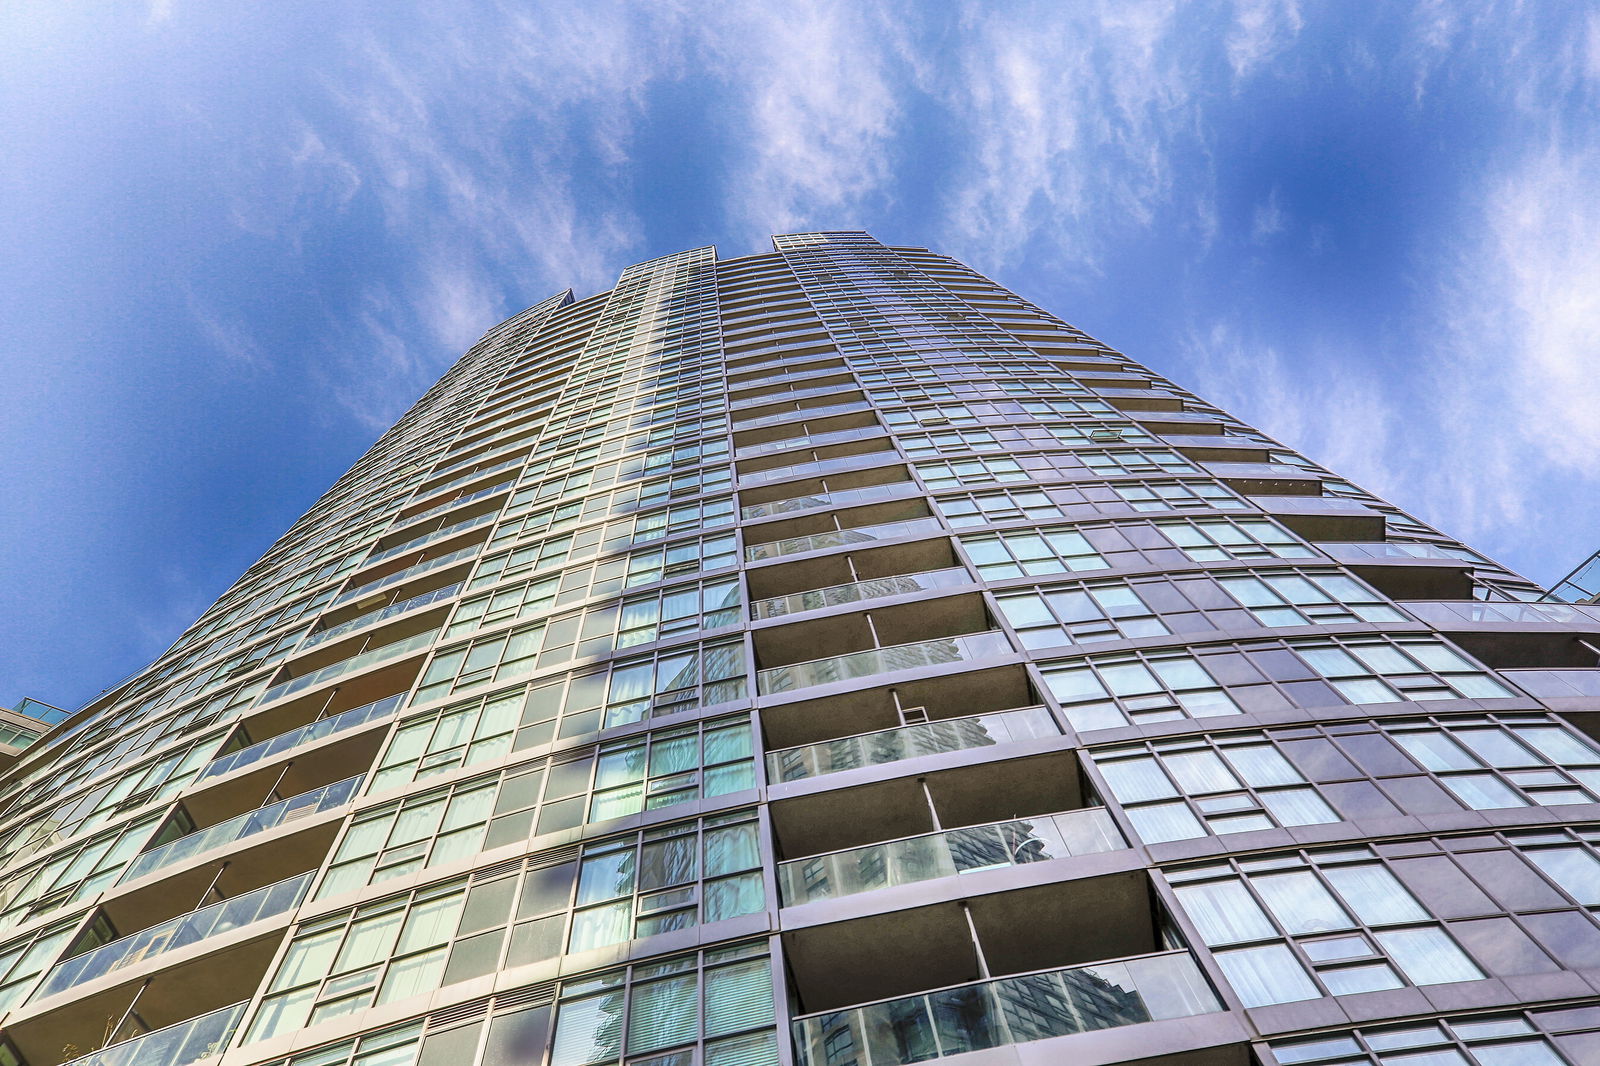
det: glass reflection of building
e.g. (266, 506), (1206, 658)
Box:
(6, 232), (1600, 1066)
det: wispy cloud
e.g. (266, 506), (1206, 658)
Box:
(703, 3), (905, 240)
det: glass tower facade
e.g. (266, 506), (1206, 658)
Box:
(6, 232), (1600, 1066)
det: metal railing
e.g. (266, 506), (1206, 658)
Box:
(334, 545), (481, 606)
(301, 583), (461, 649)
(733, 400), (872, 431)
(37, 872), (313, 999)
(255, 629), (437, 706)
(778, 808), (1124, 905)
(792, 951), (1219, 1066)
(60, 1001), (248, 1066)
(360, 511), (495, 568)
(736, 424), (886, 459)
(197, 695), (404, 782)
(753, 568), (972, 619)
(741, 480), (916, 520)
(738, 450), (898, 488)
(120, 775), (363, 884)
(1500, 670), (1600, 700)
(767, 706), (1059, 782)
(1317, 541), (1484, 565)
(745, 517), (943, 563)
(758, 632), (1012, 694)
(1403, 601), (1600, 626)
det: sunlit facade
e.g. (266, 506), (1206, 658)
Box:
(6, 231), (1600, 1066)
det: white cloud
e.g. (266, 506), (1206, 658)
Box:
(1250, 187), (1285, 243)
(1226, 0), (1303, 80)
(698, 3), (905, 241)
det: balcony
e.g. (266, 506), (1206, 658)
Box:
(1204, 461), (1322, 495)
(778, 808), (1124, 905)
(360, 509), (495, 568)
(1249, 495), (1385, 540)
(738, 449), (898, 489)
(120, 775), (362, 885)
(736, 424), (888, 463)
(741, 480), (916, 520)
(1317, 541), (1479, 600)
(60, 1001), (246, 1066)
(753, 567), (972, 619)
(389, 477), (514, 529)
(745, 517), (943, 563)
(255, 628), (437, 707)
(300, 583), (461, 649)
(196, 694), (404, 783)
(333, 544), (480, 607)
(733, 398), (871, 432)
(767, 706), (1060, 782)
(792, 951), (1220, 1066)
(36, 872), (312, 1000)
(1406, 600), (1600, 626)
(758, 632), (1012, 696)
(730, 379), (857, 411)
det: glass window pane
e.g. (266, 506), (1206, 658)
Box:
(1375, 927), (1482, 986)
(1215, 944), (1320, 1007)
(1253, 871), (1354, 935)
(1174, 879), (1276, 945)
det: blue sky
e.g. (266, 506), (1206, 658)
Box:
(4, 1), (1599, 711)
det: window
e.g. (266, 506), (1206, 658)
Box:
(1386, 714), (1600, 811)
(447, 575), (739, 647)
(413, 627), (746, 714)
(998, 582), (1169, 648)
(1041, 651), (1239, 732)
(1169, 848), (1482, 1007)
(330, 718), (756, 898)
(1078, 448), (1194, 476)
(936, 488), (1065, 527)
(1093, 735), (1336, 843)
(1295, 638), (1514, 704)
(0, 814), (162, 935)
(568, 810), (763, 952)
(959, 526), (1108, 578)
(916, 456), (1029, 489)
(1270, 1013), (1579, 1066)
(1112, 481), (1246, 513)
(0, 920), (76, 1014)
(1218, 572), (1405, 627)
(1156, 517), (1315, 562)
(549, 942), (777, 1066)
(248, 879), (472, 1041)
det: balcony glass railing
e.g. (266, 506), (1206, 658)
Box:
(1317, 541), (1486, 565)
(37, 872), (313, 999)
(758, 632), (1012, 695)
(197, 695), (404, 782)
(335, 545), (481, 606)
(1404, 601), (1600, 626)
(301, 583), (461, 649)
(408, 453), (525, 503)
(256, 629), (438, 706)
(754, 568), (972, 619)
(736, 425), (886, 459)
(745, 517), (943, 563)
(393, 478), (515, 529)
(361, 511), (496, 568)
(62, 1001), (248, 1066)
(733, 400), (872, 431)
(739, 451), (898, 488)
(731, 381), (857, 411)
(741, 481), (916, 520)
(1500, 670), (1600, 700)
(793, 950), (1219, 1066)
(779, 808), (1124, 905)
(120, 775), (363, 884)
(768, 706), (1060, 783)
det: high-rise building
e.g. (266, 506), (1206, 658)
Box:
(6, 231), (1600, 1066)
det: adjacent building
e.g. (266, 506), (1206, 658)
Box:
(6, 232), (1600, 1066)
